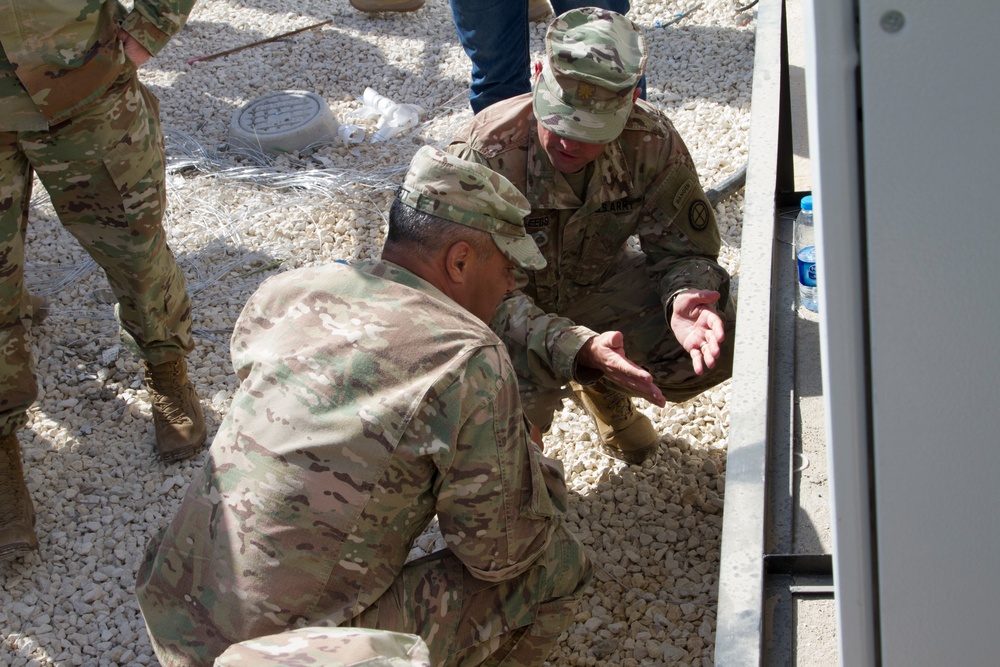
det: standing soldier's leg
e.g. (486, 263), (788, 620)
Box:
(0, 132), (40, 558)
(22, 71), (205, 461)
(351, 524), (591, 666)
(449, 0), (531, 114)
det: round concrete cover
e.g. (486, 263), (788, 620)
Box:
(229, 90), (340, 155)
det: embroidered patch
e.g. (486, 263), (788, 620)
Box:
(531, 231), (549, 248)
(597, 199), (635, 214)
(525, 216), (549, 229)
(673, 179), (694, 209)
(577, 82), (596, 101)
(689, 200), (710, 231)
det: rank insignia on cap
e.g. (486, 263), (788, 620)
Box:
(577, 82), (596, 100)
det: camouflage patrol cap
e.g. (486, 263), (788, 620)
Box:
(533, 8), (647, 144)
(398, 146), (546, 271)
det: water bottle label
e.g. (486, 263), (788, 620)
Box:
(797, 246), (817, 287)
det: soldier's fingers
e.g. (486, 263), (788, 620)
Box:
(646, 385), (666, 407)
(704, 330), (721, 357)
(630, 382), (665, 406)
(709, 311), (726, 339)
(702, 346), (717, 370)
(691, 347), (706, 376)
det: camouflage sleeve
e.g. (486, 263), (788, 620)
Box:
(120, 0), (197, 56)
(435, 345), (562, 583)
(491, 291), (598, 388)
(637, 154), (731, 312)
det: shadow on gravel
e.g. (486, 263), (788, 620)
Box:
(144, 14), (470, 150)
(546, 433), (725, 664)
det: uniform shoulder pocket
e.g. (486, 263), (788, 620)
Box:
(646, 163), (721, 255)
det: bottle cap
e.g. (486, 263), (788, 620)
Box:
(800, 195), (813, 211)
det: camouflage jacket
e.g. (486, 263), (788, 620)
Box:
(448, 95), (730, 387)
(0, 0), (195, 129)
(135, 260), (563, 665)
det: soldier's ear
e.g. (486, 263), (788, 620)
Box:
(444, 241), (473, 284)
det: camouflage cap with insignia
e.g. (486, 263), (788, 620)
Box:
(398, 146), (546, 271)
(532, 7), (647, 144)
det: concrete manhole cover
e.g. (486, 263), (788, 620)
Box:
(229, 90), (339, 155)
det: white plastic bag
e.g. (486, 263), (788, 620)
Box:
(355, 88), (424, 143)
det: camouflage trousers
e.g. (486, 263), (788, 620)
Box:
(515, 251), (736, 427)
(349, 523), (591, 667)
(0, 67), (194, 436)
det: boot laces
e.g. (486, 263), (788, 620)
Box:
(148, 365), (193, 425)
(597, 384), (634, 422)
(150, 388), (194, 425)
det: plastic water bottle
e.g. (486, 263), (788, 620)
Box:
(795, 195), (818, 312)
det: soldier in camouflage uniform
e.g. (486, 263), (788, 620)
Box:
(0, 0), (206, 560)
(135, 146), (592, 667)
(447, 8), (736, 464)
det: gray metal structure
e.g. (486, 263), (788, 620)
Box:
(716, 0), (1000, 664)
(715, 1), (834, 664)
(808, 0), (1000, 665)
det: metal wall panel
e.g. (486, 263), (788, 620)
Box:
(858, 1), (1000, 664)
(801, 0), (876, 663)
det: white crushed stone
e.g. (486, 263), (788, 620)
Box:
(1, 0), (753, 665)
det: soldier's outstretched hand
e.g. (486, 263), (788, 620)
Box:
(577, 331), (666, 407)
(671, 289), (726, 376)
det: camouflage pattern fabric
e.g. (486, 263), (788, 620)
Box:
(533, 8), (647, 145)
(447, 95), (734, 425)
(0, 68), (194, 437)
(135, 260), (590, 667)
(0, 0), (196, 128)
(214, 627), (431, 667)
(349, 522), (589, 666)
(399, 146), (546, 271)
(513, 251), (736, 426)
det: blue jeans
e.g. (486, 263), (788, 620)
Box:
(450, 0), (644, 115)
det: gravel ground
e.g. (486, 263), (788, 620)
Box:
(1, 1), (754, 665)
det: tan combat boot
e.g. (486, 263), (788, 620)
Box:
(572, 379), (660, 464)
(349, 0), (425, 13)
(0, 432), (38, 560)
(145, 359), (207, 462)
